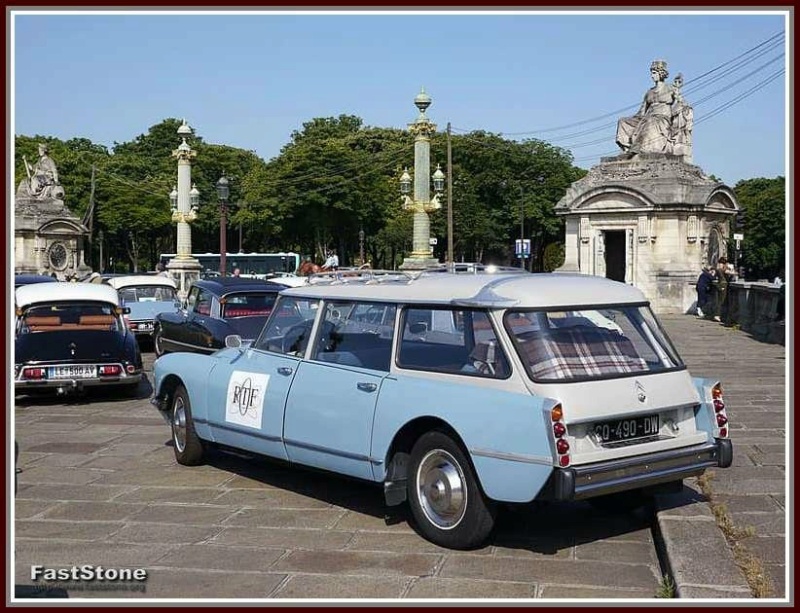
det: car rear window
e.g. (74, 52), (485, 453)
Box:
(118, 285), (177, 303)
(505, 306), (683, 382)
(221, 292), (277, 318)
(19, 302), (121, 333)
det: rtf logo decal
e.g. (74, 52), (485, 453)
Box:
(226, 371), (270, 429)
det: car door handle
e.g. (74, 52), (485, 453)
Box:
(357, 382), (377, 393)
(277, 366), (293, 376)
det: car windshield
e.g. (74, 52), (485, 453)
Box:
(504, 305), (683, 382)
(19, 302), (121, 333)
(118, 285), (177, 304)
(221, 292), (278, 318)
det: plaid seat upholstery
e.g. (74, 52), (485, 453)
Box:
(523, 326), (648, 380)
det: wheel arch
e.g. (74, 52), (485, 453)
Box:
(382, 415), (487, 506)
(156, 373), (185, 415)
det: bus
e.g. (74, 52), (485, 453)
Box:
(158, 252), (301, 279)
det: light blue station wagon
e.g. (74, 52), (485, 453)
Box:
(151, 271), (732, 549)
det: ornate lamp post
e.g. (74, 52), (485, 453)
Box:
(399, 88), (445, 270)
(216, 175), (230, 276)
(359, 228), (365, 265)
(166, 120), (202, 299)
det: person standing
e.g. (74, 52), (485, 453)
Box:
(695, 265), (715, 318)
(712, 257), (731, 322)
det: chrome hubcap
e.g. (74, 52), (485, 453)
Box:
(155, 331), (163, 355)
(416, 449), (467, 530)
(172, 396), (187, 453)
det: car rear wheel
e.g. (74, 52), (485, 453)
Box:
(171, 384), (205, 465)
(153, 327), (167, 358)
(407, 430), (495, 549)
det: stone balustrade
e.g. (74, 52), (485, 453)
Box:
(723, 281), (785, 345)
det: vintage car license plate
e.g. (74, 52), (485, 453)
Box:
(49, 365), (97, 379)
(136, 322), (153, 331)
(593, 414), (660, 443)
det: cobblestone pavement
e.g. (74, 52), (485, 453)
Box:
(13, 315), (786, 600)
(658, 315), (788, 599)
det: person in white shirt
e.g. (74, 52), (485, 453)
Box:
(322, 250), (339, 271)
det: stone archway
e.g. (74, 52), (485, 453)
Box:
(707, 224), (726, 268)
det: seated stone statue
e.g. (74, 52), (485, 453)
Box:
(17, 143), (64, 200)
(616, 60), (676, 156)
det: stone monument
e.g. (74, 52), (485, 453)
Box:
(14, 143), (92, 279)
(556, 59), (739, 314)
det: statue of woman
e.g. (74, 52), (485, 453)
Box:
(18, 143), (62, 199)
(616, 60), (676, 156)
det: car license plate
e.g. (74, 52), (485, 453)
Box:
(593, 414), (660, 444)
(49, 365), (97, 379)
(137, 322), (153, 331)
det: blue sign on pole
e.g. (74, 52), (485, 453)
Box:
(514, 239), (531, 258)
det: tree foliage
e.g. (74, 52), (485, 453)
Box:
(734, 176), (785, 279)
(26, 113), (757, 278)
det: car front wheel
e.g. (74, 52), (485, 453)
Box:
(171, 384), (205, 465)
(153, 327), (167, 358)
(407, 430), (495, 549)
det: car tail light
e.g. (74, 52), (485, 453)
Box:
(125, 364), (136, 374)
(99, 365), (122, 376)
(711, 383), (729, 439)
(22, 367), (46, 380)
(550, 403), (570, 467)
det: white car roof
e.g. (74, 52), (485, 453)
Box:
(105, 275), (177, 290)
(281, 273), (647, 309)
(15, 282), (121, 309)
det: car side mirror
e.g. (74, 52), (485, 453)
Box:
(225, 334), (243, 349)
(174, 300), (182, 309)
(121, 306), (131, 315)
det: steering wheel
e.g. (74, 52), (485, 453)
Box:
(281, 320), (337, 355)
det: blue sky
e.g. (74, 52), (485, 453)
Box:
(12, 10), (788, 186)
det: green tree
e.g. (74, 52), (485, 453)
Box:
(734, 177), (785, 279)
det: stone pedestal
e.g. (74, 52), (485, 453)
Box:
(14, 197), (92, 280)
(166, 257), (203, 301)
(555, 153), (739, 314)
(399, 256), (441, 271)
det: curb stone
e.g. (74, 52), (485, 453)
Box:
(653, 487), (751, 598)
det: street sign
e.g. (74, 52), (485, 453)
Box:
(514, 239), (531, 258)
(429, 237), (438, 246)
(733, 233), (744, 240)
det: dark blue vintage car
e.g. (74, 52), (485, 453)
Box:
(153, 278), (289, 357)
(14, 283), (143, 396)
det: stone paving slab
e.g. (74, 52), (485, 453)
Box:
(656, 316), (788, 600)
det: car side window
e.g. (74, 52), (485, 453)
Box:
(398, 307), (510, 379)
(312, 301), (396, 372)
(253, 296), (320, 356)
(186, 286), (200, 311)
(194, 289), (213, 316)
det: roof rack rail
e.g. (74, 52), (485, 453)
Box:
(421, 263), (529, 275)
(306, 269), (418, 285)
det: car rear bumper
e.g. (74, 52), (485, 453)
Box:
(15, 373), (143, 392)
(549, 439), (733, 501)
